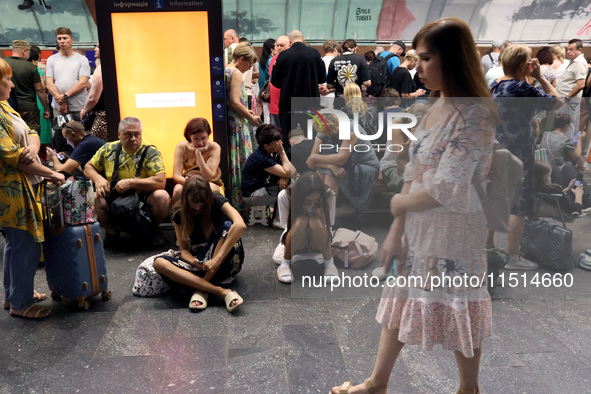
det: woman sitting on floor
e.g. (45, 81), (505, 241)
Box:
(534, 160), (591, 216)
(153, 176), (245, 312)
(277, 172), (338, 284)
(172, 117), (224, 204)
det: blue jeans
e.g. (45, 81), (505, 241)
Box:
(2, 227), (41, 310)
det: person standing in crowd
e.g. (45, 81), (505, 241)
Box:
(223, 29), (239, 66)
(26, 46), (52, 145)
(238, 38), (259, 113)
(326, 39), (371, 98)
(331, 17), (497, 394)
(271, 30), (326, 146)
(5, 40), (50, 135)
(45, 27), (90, 120)
(551, 44), (568, 78)
(489, 44), (562, 270)
(484, 41), (512, 86)
(378, 40), (405, 79)
(1, 58), (65, 319)
(225, 42), (260, 211)
(45, 120), (105, 175)
(320, 39), (339, 108)
(387, 49), (426, 104)
(555, 39), (587, 138)
(258, 38), (275, 123)
(268, 35), (290, 128)
(80, 42), (107, 141)
(481, 39), (502, 74)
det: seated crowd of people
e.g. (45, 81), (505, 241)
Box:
(2, 26), (591, 320)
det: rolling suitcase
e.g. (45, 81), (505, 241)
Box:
(42, 182), (111, 310)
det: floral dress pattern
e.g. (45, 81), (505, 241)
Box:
(376, 101), (495, 358)
(225, 67), (253, 212)
(491, 79), (556, 216)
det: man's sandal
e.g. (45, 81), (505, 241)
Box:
(189, 291), (207, 310)
(10, 305), (52, 319)
(332, 379), (387, 394)
(224, 290), (243, 312)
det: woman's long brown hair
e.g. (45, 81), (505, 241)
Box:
(171, 176), (215, 244)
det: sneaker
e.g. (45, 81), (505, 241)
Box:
(371, 267), (386, 281)
(504, 255), (538, 270)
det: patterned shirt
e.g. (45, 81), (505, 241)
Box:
(0, 101), (43, 242)
(89, 141), (165, 183)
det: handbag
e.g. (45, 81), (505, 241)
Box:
(331, 228), (378, 268)
(81, 111), (96, 132)
(520, 218), (574, 271)
(258, 80), (271, 103)
(42, 176), (96, 225)
(132, 250), (175, 297)
(109, 143), (154, 236)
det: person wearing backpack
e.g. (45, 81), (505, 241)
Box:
(481, 39), (502, 74)
(326, 39), (371, 98)
(379, 40), (405, 79)
(365, 41), (405, 98)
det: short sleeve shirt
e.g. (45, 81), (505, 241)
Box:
(541, 131), (576, 167)
(379, 51), (401, 78)
(172, 193), (229, 246)
(388, 67), (415, 95)
(241, 146), (281, 197)
(89, 141), (165, 183)
(327, 53), (371, 96)
(5, 56), (41, 111)
(556, 54), (588, 97)
(69, 134), (106, 168)
(45, 52), (91, 112)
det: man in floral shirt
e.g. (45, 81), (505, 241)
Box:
(327, 39), (371, 97)
(84, 117), (170, 245)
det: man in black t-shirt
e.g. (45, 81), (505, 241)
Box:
(388, 50), (426, 106)
(46, 120), (105, 175)
(326, 39), (371, 97)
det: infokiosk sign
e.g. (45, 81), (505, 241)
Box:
(95, 1), (227, 180)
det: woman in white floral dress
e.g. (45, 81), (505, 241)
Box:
(331, 18), (497, 394)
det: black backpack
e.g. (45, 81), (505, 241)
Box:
(366, 53), (396, 97)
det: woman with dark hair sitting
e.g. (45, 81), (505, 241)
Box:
(277, 172), (338, 283)
(172, 117), (223, 204)
(152, 176), (245, 312)
(241, 123), (291, 207)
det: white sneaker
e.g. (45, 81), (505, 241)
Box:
(504, 255), (538, 270)
(272, 219), (286, 230)
(371, 267), (386, 281)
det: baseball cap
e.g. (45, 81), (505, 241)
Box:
(12, 40), (31, 50)
(394, 40), (406, 56)
(492, 39), (503, 48)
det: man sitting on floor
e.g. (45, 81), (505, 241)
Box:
(84, 117), (170, 246)
(46, 120), (104, 175)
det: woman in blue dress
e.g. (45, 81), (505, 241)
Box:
(489, 44), (562, 270)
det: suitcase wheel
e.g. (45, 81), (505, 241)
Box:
(101, 290), (112, 301)
(50, 291), (61, 301)
(77, 299), (90, 310)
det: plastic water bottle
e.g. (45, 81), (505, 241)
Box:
(387, 257), (397, 277)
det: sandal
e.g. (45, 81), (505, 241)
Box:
(10, 305), (52, 319)
(3, 290), (47, 310)
(33, 290), (47, 303)
(224, 290), (243, 312)
(331, 379), (387, 394)
(189, 291), (207, 310)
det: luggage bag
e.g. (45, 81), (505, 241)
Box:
(42, 182), (111, 310)
(44, 222), (111, 309)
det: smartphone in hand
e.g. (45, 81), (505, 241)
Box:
(573, 131), (580, 144)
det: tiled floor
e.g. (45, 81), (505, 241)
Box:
(1, 207), (591, 393)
